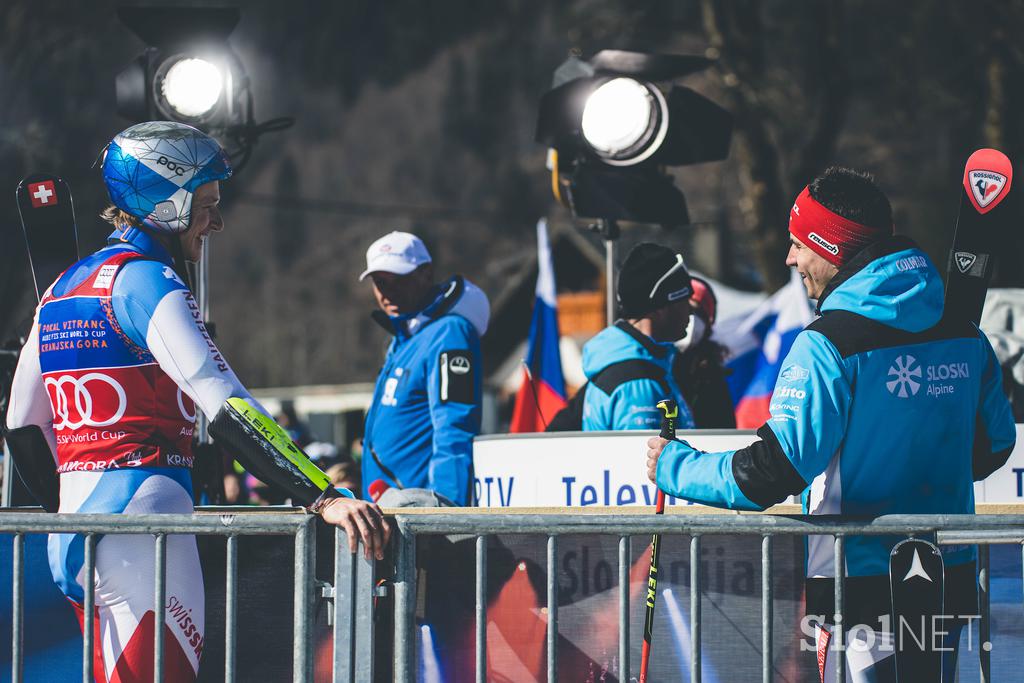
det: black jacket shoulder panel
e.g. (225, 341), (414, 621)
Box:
(806, 311), (977, 359)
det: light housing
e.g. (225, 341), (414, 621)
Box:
(156, 56), (225, 121)
(536, 50), (733, 226)
(115, 6), (292, 172)
(580, 77), (668, 166)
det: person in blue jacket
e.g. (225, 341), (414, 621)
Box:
(645, 167), (1016, 681)
(581, 242), (696, 431)
(360, 231), (489, 505)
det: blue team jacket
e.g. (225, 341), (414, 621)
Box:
(581, 320), (695, 431)
(655, 237), (1016, 577)
(361, 277), (489, 505)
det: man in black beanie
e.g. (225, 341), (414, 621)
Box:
(579, 243), (697, 430)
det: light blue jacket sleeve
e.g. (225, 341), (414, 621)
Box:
(424, 317), (481, 505)
(655, 330), (850, 509)
(761, 330), (851, 483)
(977, 328), (1016, 454)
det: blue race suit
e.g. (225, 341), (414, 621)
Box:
(7, 227), (268, 682)
(361, 276), (489, 505)
(581, 320), (695, 431)
(653, 237), (1016, 681)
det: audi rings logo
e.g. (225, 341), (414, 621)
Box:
(45, 373), (127, 429)
(177, 388), (197, 423)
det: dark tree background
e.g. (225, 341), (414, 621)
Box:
(3, 0), (1024, 387)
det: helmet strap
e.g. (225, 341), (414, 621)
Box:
(167, 232), (195, 292)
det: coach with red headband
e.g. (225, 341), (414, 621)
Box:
(645, 166), (1015, 681)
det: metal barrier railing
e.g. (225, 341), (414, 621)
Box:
(390, 512), (1024, 683)
(6, 511), (1024, 682)
(0, 511), (319, 683)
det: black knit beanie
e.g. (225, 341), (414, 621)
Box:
(617, 243), (693, 318)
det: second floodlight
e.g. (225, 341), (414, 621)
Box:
(157, 56), (225, 121)
(581, 78), (668, 166)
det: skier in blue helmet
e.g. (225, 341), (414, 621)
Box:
(6, 121), (390, 682)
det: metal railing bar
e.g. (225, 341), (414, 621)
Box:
(0, 512), (313, 535)
(618, 535), (630, 682)
(762, 535), (772, 683)
(937, 529), (1024, 545)
(225, 535), (238, 683)
(154, 533), (167, 683)
(691, 535), (701, 683)
(547, 535), (558, 683)
(354, 545), (375, 682)
(979, 545), (991, 683)
(333, 528), (355, 683)
(833, 535), (845, 683)
(293, 517), (315, 683)
(475, 535), (487, 683)
(82, 534), (96, 683)
(12, 533), (23, 683)
(392, 527), (417, 682)
(393, 513), (1024, 537)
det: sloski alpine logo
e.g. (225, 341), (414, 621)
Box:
(886, 355), (922, 398)
(954, 251), (977, 274)
(968, 170), (1006, 209)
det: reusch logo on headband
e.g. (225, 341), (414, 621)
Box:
(808, 232), (840, 256)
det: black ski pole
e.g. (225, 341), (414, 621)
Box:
(638, 398), (677, 683)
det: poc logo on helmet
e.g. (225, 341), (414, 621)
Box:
(886, 355), (922, 398)
(157, 156), (187, 177)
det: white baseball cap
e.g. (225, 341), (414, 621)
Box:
(359, 231), (432, 281)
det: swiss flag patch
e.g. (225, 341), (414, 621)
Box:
(29, 180), (57, 208)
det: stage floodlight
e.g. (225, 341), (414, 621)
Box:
(157, 56), (224, 121)
(581, 78), (668, 166)
(115, 6), (293, 172)
(536, 50), (733, 226)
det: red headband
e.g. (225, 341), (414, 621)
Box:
(788, 186), (892, 266)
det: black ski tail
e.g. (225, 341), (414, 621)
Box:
(889, 538), (945, 682)
(943, 149), (1013, 326)
(16, 173), (80, 301)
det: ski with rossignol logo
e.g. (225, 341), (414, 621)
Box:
(943, 149), (1013, 326)
(15, 173), (80, 301)
(889, 538), (945, 682)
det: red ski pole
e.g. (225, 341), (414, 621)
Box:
(638, 398), (677, 683)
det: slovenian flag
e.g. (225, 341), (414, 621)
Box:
(716, 269), (815, 428)
(510, 219), (567, 432)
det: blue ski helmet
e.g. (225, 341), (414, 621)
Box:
(101, 121), (232, 234)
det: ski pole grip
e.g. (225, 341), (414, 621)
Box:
(657, 398), (678, 441)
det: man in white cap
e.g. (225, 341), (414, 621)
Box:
(359, 231), (490, 505)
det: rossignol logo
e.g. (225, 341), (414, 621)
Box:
(968, 170), (1006, 208)
(886, 355), (922, 398)
(808, 232), (839, 256)
(954, 251), (977, 274)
